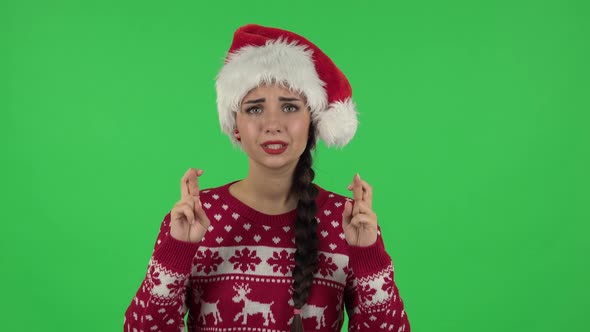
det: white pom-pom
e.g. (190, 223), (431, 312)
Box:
(315, 99), (358, 147)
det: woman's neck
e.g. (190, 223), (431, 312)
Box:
(230, 164), (298, 215)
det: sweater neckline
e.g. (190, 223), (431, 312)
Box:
(218, 180), (330, 226)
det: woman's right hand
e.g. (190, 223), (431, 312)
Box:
(170, 168), (210, 243)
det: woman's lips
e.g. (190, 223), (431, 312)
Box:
(261, 141), (288, 154)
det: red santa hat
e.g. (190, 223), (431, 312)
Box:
(215, 24), (358, 147)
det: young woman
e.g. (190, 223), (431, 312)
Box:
(124, 24), (410, 332)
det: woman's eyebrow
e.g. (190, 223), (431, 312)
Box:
(244, 98), (265, 104)
(244, 97), (301, 104)
(278, 97), (301, 102)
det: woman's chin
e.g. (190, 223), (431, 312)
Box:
(255, 156), (298, 171)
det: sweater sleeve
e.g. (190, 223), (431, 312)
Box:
(344, 235), (410, 332)
(124, 212), (200, 332)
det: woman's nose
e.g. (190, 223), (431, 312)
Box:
(263, 109), (283, 133)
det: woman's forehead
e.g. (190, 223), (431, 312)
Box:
(243, 83), (306, 99)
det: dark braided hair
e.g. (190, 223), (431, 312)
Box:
(290, 124), (319, 332)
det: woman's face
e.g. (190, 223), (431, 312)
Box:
(236, 84), (311, 172)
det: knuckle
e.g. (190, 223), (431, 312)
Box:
(177, 198), (193, 209)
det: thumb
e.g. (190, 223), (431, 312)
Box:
(342, 200), (352, 228)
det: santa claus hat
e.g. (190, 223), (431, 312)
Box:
(215, 24), (358, 147)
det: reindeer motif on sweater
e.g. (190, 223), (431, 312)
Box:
(198, 299), (223, 325)
(232, 283), (277, 326)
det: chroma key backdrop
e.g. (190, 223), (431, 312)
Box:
(2, 0), (588, 331)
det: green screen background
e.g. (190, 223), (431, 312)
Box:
(2, 0), (588, 331)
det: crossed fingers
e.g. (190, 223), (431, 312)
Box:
(347, 173), (373, 214)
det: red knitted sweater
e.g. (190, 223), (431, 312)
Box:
(124, 181), (410, 332)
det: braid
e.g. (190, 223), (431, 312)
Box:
(290, 126), (319, 332)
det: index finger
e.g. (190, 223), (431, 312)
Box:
(180, 168), (204, 199)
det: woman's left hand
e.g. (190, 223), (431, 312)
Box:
(342, 173), (379, 247)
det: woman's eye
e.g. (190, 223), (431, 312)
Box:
(284, 105), (299, 112)
(246, 107), (262, 114)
